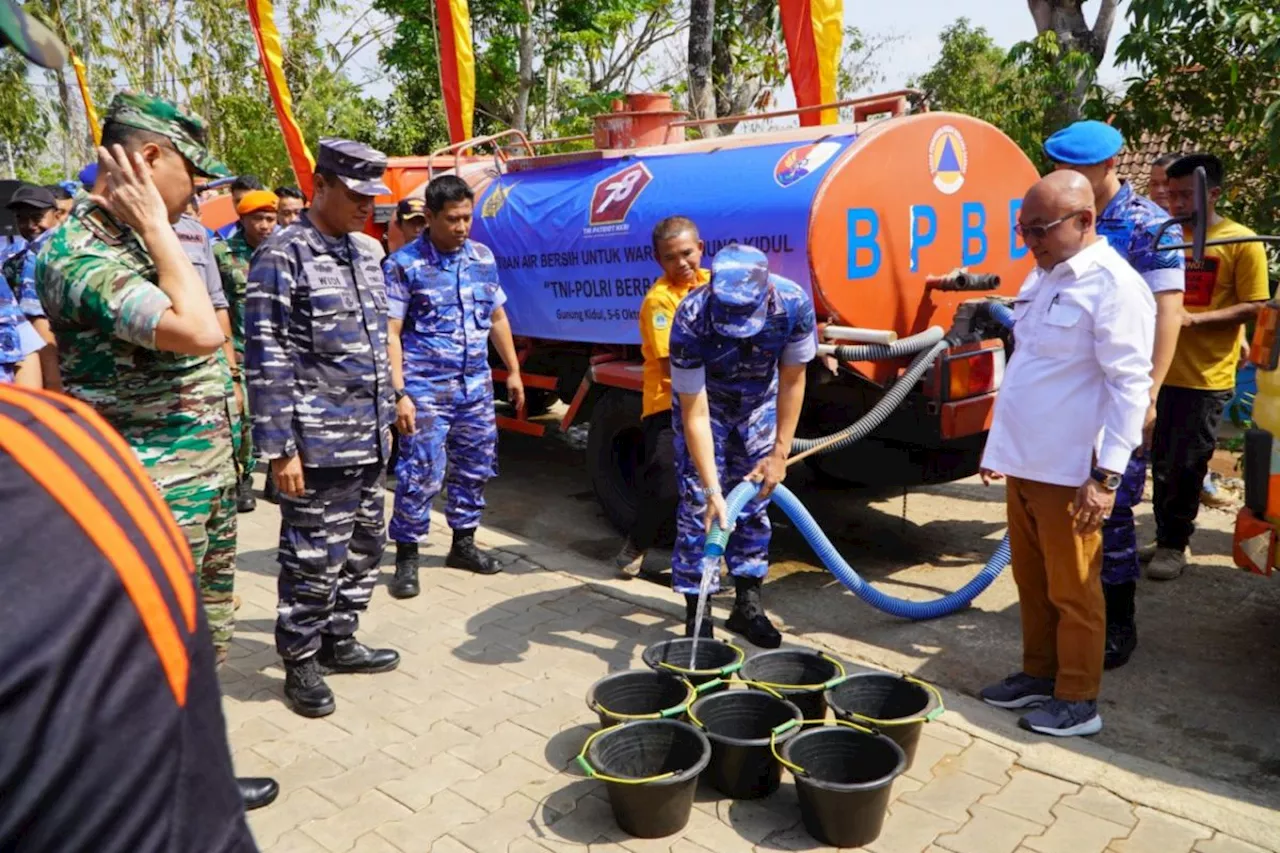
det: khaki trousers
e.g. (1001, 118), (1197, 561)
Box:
(1006, 476), (1105, 701)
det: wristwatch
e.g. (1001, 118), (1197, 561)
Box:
(703, 484), (722, 498)
(393, 388), (408, 403)
(1090, 467), (1122, 491)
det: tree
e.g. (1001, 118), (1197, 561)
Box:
(1113, 0), (1280, 238)
(687, 0), (714, 128)
(0, 50), (50, 178)
(1026, 0), (1120, 126)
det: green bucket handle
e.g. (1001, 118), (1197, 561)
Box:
(768, 718), (875, 777)
(685, 678), (785, 731)
(588, 676), (697, 723)
(655, 641), (746, 677)
(575, 726), (677, 785)
(747, 652), (848, 691)
(826, 673), (947, 726)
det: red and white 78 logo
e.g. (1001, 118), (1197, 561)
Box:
(589, 162), (653, 225)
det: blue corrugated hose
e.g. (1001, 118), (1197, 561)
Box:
(700, 301), (1015, 620)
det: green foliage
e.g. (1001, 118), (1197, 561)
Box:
(911, 19), (1102, 170)
(1113, 0), (1280, 238)
(0, 48), (50, 178)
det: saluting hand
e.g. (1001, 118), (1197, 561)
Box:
(89, 145), (171, 235)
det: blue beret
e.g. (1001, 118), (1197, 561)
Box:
(1043, 120), (1124, 166)
(78, 162), (98, 189)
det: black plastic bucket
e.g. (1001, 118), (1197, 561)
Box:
(642, 638), (744, 691)
(585, 670), (694, 728)
(580, 719), (712, 838)
(739, 649), (845, 725)
(689, 688), (803, 799)
(780, 724), (906, 848)
(825, 672), (943, 769)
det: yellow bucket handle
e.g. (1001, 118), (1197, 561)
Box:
(827, 674), (947, 726)
(685, 679), (785, 730)
(654, 642), (746, 677)
(747, 653), (847, 691)
(768, 718), (873, 777)
(588, 677), (697, 723)
(575, 726), (677, 785)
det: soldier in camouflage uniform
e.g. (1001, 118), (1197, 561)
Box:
(245, 139), (399, 719)
(668, 244), (816, 648)
(0, 276), (44, 385)
(35, 93), (239, 662)
(382, 175), (526, 598)
(214, 189), (279, 512)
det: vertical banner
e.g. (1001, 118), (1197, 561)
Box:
(435, 0), (475, 143)
(70, 54), (102, 146)
(778, 0), (843, 126)
(245, 0), (315, 199)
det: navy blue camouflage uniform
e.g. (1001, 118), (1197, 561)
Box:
(0, 277), (43, 383)
(384, 237), (503, 542)
(245, 211), (395, 662)
(668, 245), (817, 594)
(3, 229), (51, 320)
(1095, 182), (1185, 587)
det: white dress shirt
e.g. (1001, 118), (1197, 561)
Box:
(982, 238), (1155, 487)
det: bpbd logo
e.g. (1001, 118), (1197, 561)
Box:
(928, 126), (967, 195)
(774, 141), (842, 188)
(589, 162), (652, 227)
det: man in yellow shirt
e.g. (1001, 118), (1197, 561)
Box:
(614, 216), (710, 576)
(1148, 154), (1271, 580)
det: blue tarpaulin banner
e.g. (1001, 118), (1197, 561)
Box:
(469, 135), (855, 344)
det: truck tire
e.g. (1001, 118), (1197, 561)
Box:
(587, 389), (644, 533)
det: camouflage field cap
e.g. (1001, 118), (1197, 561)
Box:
(103, 92), (230, 179)
(709, 244), (772, 338)
(0, 0), (67, 69)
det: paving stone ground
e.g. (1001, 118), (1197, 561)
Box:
(223, 485), (1279, 853)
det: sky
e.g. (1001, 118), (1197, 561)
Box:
(343, 1), (1138, 111)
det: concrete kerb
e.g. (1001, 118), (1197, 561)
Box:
(467, 523), (1280, 852)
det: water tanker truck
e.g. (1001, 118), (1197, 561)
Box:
(366, 91), (1040, 533)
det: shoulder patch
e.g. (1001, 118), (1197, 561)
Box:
(653, 311), (670, 331)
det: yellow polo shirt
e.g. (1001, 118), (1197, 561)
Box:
(640, 268), (709, 418)
(1166, 218), (1271, 391)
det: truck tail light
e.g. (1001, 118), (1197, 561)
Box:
(943, 346), (1004, 401)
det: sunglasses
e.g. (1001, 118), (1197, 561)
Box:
(1015, 209), (1090, 240)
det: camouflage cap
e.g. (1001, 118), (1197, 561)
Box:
(103, 92), (230, 179)
(0, 0), (67, 69)
(316, 138), (390, 196)
(709, 244), (772, 338)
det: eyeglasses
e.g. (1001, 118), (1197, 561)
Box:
(1015, 209), (1090, 240)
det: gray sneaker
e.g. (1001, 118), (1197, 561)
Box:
(1145, 547), (1187, 581)
(1018, 698), (1102, 737)
(980, 672), (1055, 709)
(1137, 541), (1158, 564)
(614, 539), (645, 578)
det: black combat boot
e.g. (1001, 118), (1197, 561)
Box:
(283, 656), (336, 718)
(318, 635), (401, 674)
(446, 528), (501, 575)
(684, 594), (714, 639)
(725, 576), (782, 648)
(390, 541), (420, 599)
(236, 476), (257, 513)
(1103, 582), (1138, 670)
(237, 777), (280, 810)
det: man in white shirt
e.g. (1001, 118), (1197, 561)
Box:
(979, 171), (1155, 738)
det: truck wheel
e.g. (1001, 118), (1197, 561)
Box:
(587, 389), (644, 533)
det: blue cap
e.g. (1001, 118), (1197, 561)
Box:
(1043, 120), (1124, 166)
(78, 162), (97, 189)
(709, 244), (771, 338)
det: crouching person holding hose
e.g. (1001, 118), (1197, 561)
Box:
(979, 171), (1155, 737)
(668, 244), (816, 647)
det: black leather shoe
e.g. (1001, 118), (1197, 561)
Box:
(1104, 621), (1137, 670)
(446, 529), (501, 575)
(283, 657), (335, 718)
(238, 777), (279, 811)
(390, 542), (420, 599)
(318, 636), (401, 674)
(236, 478), (257, 513)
